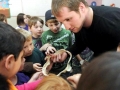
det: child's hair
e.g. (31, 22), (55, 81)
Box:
(0, 22), (25, 60)
(17, 13), (25, 25)
(0, 74), (10, 90)
(26, 15), (31, 19)
(17, 29), (32, 41)
(77, 52), (120, 90)
(45, 9), (59, 26)
(28, 16), (44, 28)
(0, 13), (7, 23)
(36, 74), (73, 90)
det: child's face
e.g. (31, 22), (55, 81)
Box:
(24, 15), (29, 24)
(47, 22), (61, 33)
(23, 38), (34, 57)
(30, 21), (43, 38)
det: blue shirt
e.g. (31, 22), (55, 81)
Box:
(16, 72), (30, 85)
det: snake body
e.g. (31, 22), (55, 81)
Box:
(42, 49), (72, 76)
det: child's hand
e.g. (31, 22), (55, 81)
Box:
(33, 63), (42, 72)
(45, 46), (56, 55)
(28, 72), (44, 83)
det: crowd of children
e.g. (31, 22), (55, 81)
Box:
(1, 0), (120, 89)
(0, 10), (78, 90)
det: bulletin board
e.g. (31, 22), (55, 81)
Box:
(9, 0), (52, 16)
(0, 0), (10, 18)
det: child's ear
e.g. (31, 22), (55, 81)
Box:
(5, 54), (15, 70)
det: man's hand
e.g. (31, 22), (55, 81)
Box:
(50, 51), (68, 63)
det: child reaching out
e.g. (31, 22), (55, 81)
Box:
(17, 29), (53, 77)
(9, 57), (43, 85)
(41, 9), (73, 78)
(17, 29), (45, 77)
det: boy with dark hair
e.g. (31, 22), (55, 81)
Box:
(0, 21), (25, 89)
(0, 22), (43, 90)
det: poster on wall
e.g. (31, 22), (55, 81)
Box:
(0, 0), (10, 18)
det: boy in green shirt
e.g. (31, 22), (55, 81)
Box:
(41, 9), (72, 78)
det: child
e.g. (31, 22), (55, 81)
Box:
(28, 16), (44, 49)
(16, 13), (29, 31)
(28, 16), (56, 54)
(42, 10), (72, 50)
(0, 13), (7, 23)
(0, 21), (23, 89)
(17, 29), (45, 77)
(41, 9), (72, 78)
(35, 74), (74, 90)
(0, 22), (47, 90)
